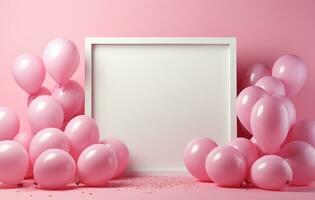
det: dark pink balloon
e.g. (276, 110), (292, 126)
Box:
(280, 141), (315, 185)
(52, 80), (84, 121)
(236, 86), (266, 133)
(184, 137), (217, 182)
(285, 119), (315, 147)
(250, 96), (289, 154)
(242, 63), (271, 88)
(272, 54), (307, 97)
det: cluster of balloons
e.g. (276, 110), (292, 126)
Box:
(184, 54), (315, 190)
(0, 38), (129, 189)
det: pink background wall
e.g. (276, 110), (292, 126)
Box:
(0, 0), (315, 133)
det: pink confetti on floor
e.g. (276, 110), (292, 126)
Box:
(107, 176), (198, 191)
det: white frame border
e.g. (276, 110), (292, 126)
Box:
(85, 37), (237, 169)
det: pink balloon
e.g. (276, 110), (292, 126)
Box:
(251, 155), (292, 190)
(183, 137), (217, 181)
(229, 137), (259, 171)
(64, 115), (100, 160)
(255, 76), (285, 96)
(12, 54), (46, 94)
(0, 106), (20, 140)
(272, 54), (307, 97)
(242, 63), (271, 88)
(13, 131), (34, 150)
(285, 119), (315, 147)
(27, 87), (50, 106)
(250, 137), (264, 156)
(205, 145), (247, 187)
(52, 80), (84, 121)
(250, 96), (289, 154)
(34, 149), (76, 189)
(43, 38), (80, 84)
(274, 95), (296, 128)
(236, 86), (266, 133)
(29, 128), (70, 165)
(77, 144), (118, 186)
(101, 138), (130, 178)
(280, 141), (315, 185)
(28, 95), (64, 132)
(0, 140), (29, 185)
(13, 131), (34, 179)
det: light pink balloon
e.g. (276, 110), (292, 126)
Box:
(272, 54), (307, 97)
(77, 144), (118, 186)
(205, 145), (247, 187)
(183, 137), (217, 182)
(29, 128), (70, 165)
(43, 38), (80, 84)
(251, 155), (292, 190)
(274, 95), (296, 128)
(236, 86), (266, 133)
(34, 149), (76, 189)
(27, 87), (50, 106)
(12, 54), (46, 94)
(64, 115), (100, 160)
(280, 141), (315, 185)
(243, 63), (271, 88)
(255, 76), (286, 96)
(285, 119), (315, 147)
(13, 131), (34, 179)
(250, 96), (289, 154)
(229, 137), (259, 171)
(28, 95), (64, 132)
(0, 140), (29, 185)
(52, 80), (84, 121)
(101, 138), (130, 178)
(0, 106), (20, 140)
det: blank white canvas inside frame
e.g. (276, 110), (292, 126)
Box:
(90, 41), (236, 174)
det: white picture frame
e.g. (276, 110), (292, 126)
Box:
(85, 37), (237, 175)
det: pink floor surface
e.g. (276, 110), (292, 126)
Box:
(1, 176), (314, 200)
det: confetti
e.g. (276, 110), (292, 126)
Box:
(107, 176), (197, 191)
